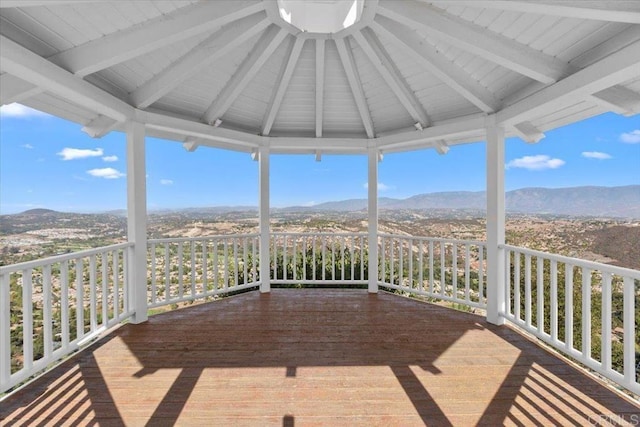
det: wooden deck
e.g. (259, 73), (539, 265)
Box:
(2, 289), (638, 426)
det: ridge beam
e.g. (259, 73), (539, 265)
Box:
(353, 28), (431, 128)
(378, 0), (569, 84)
(48, 1), (265, 76)
(335, 37), (375, 139)
(372, 17), (499, 113)
(131, 12), (270, 109)
(203, 26), (288, 125)
(315, 39), (325, 138)
(262, 37), (305, 136)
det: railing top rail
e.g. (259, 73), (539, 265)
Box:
(271, 232), (368, 237)
(0, 242), (133, 274)
(501, 243), (640, 279)
(149, 233), (260, 244)
(378, 233), (486, 246)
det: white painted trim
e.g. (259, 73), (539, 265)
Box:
(591, 86), (640, 117)
(82, 115), (118, 138)
(259, 146), (270, 293)
(315, 39), (326, 138)
(512, 121), (545, 144)
(335, 37), (375, 138)
(0, 74), (43, 105)
(367, 147), (379, 293)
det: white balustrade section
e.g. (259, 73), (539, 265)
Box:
(147, 234), (259, 307)
(271, 232), (368, 285)
(379, 234), (487, 309)
(502, 244), (640, 395)
(0, 243), (133, 393)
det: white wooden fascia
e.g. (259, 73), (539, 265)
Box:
(497, 40), (640, 125)
(378, 0), (569, 84)
(335, 37), (375, 138)
(0, 35), (133, 121)
(130, 12), (270, 108)
(202, 26), (288, 125)
(353, 28), (430, 127)
(0, 73), (43, 105)
(591, 86), (640, 117)
(262, 37), (305, 136)
(315, 39), (325, 138)
(430, 1), (640, 24)
(48, 1), (265, 76)
(371, 17), (499, 113)
(512, 121), (545, 143)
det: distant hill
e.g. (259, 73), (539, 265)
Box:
(290, 185), (640, 218)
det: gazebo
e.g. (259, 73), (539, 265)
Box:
(1, 0), (639, 424)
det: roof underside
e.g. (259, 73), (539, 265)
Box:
(1, 0), (639, 155)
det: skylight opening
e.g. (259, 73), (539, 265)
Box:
(278, 0), (364, 34)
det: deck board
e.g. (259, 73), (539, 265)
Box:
(2, 289), (638, 426)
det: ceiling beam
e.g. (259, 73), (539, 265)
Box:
(497, 40), (640, 125)
(591, 86), (640, 117)
(354, 28), (430, 128)
(315, 39), (325, 138)
(262, 37), (305, 136)
(335, 37), (375, 139)
(372, 17), (499, 113)
(202, 26), (288, 125)
(48, 1), (265, 77)
(130, 12), (270, 108)
(0, 73), (43, 105)
(379, 0), (569, 84)
(0, 35), (133, 121)
(81, 114), (118, 138)
(512, 121), (545, 143)
(429, 1), (640, 24)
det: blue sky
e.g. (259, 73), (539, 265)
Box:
(0, 103), (638, 214)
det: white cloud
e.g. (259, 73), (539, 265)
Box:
(58, 147), (104, 161)
(620, 130), (640, 144)
(102, 155), (118, 162)
(506, 155), (565, 171)
(21, 144), (34, 149)
(302, 201), (316, 207)
(160, 179), (173, 185)
(0, 103), (50, 118)
(87, 168), (125, 179)
(581, 151), (612, 160)
(363, 182), (395, 191)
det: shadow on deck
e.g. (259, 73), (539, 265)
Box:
(1, 289), (638, 426)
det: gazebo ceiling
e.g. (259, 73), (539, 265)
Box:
(1, 0), (639, 154)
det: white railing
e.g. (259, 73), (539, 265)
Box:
(271, 232), (368, 285)
(379, 234), (487, 309)
(502, 244), (640, 395)
(0, 243), (134, 393)
(147, 234), (260, 308)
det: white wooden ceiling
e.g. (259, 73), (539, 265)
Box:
(1, 0), (639, 154)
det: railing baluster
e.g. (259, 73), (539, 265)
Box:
(514, 252), (521, 322)
(452, 243), (457, 299)
(150, 243), (156, 305)
(341, 236), (345, 281)
(213, 239), (219, 292)
(76, 260), (84, 340)
(464, 244), (470, 303)
(399, 239), (404, 287)
(418, 240), (424, 293)
(234, 238), (239, 288)
(203, 240), (208, 293)
(622, 276), (635, 387)
(23, 269), (33, 371)
(537, 257), (544, 335)
(440, 241), (445, 296)
(565, 264), (574, 351)
(89, 255), (97, 331)
(360, 235), (365, 280)
(164, 243), (170, 303)
(178, 242), (184, 299)
(243, 238), (248, 285)
(479, 245), (484, 303)
(191, 241), (196, 296)
(550, 260), (558, 342)
(322, 236), (326, 281)
(331, 237), (336, 280)
(43, 265), (53, 360)
(408, 239), (413, 290)
(351, 236), (355, 281)
(102, 253), (109, 326)
(601, 272), (612, 372)
(253, 236), (258, 283)
(505, 249), (511, 316)
(380, 236), (386, 283)
(429, 240), (434, 295)
(312, 236), (317, 280)
(0, 272), (10, 386)
(61, 261), (69, 349)
(582, 268), (591, 360)
(524, 255), (531, 328)
(114, 250), (120, 320)
(224, 240), (229, 291)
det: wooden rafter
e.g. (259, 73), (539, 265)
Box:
(335, 37), (375, 138)
(202, 26), (288, 125)
(48, 1), (265, 76)
(378, 0), (569, 84)
(371, 17), (499, 113)
(315, 39), (325, 138)
(130, 12), (270, 109)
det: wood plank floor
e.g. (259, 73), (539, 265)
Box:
(2, 289), (638, 426)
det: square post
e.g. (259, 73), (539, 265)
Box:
(126, 120), (148, 324)
(486, 115), (506, 325)
(368, 147), (379, 293)
(259, 145), (271, 293)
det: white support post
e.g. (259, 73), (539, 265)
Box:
(259, 145), (271, 293)
(486, 115), (506, 325)
(126, 120), (148, 324)
(368, 147), (379, 293)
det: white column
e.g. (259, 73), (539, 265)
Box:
(259, 145), (271, 293)
(367, 147), (379, 293)
(486, 115), (506, 325)
(126, 120), (148, 324)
